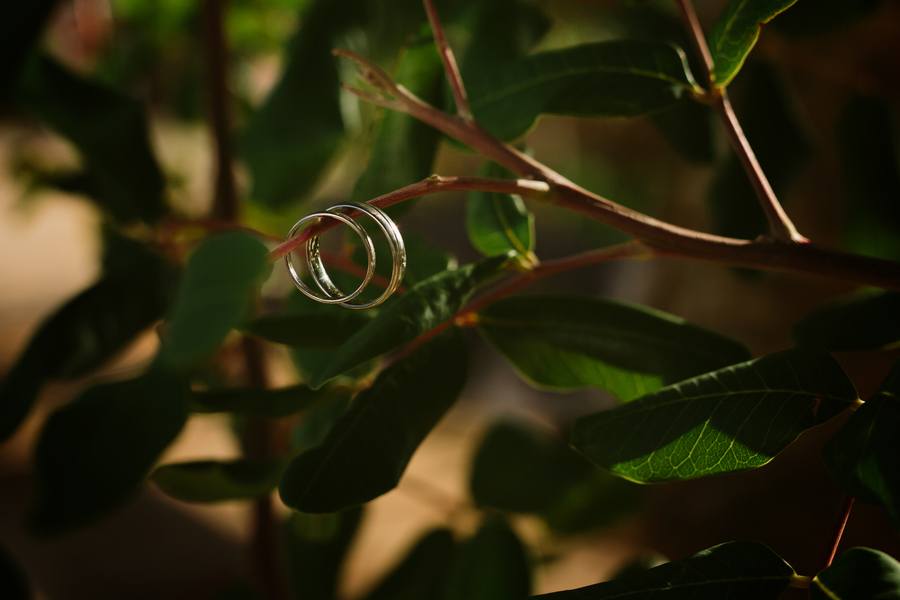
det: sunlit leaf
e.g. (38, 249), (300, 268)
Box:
(284, 508), (363, 600)
(17, 54), (167, 223)
(478, 295), (750, 401)
(445, 516), (531, 600)
(467, 164), (535, 259)
(825, 362), (900, 527)
(794, 291), (900, 351)
(280, 332), (467, 512)
(571, 349), (856, 483)
(534, 541), (794, 599)
(362, 528), (456, 600)
(158, 232), (270, 371)
(467, 40), (700, 141)
(812, 547), (900, 600)
(30, 371), (189, 534)
(152, 459), (286, 503)
(708, 0), (799, 86)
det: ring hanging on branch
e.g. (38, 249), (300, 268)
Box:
(284, 202), (407, 310)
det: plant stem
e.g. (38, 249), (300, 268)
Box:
(423, 0), (473, 121)
(824, 496), (855, 568)
(674, 0), (806, 243)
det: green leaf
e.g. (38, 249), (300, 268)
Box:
(311, 256), (507, 388)
(534, 541), (795, 599)
(812, 547), (900, 600)
(158, 232), (270, 371)
(284, 508), (363, 600)
(477, 295), (750, 401)
(794, 291), (900, 351)
(571, 349), (857, 483)
(0, 544), (30, 600)
(17, 54), (167, 224)
(280, 332), (467, 512)
(708, 0), (799, 86)
(650, 100), (715, 164)
(470, 420), (639, 534)
(0, 0), (57, 97)
(445, 516), (531, 600)
(825, 362), (900, 527)
(362, 529), (456, 600)
(241, 0), (363, 208)
(30, 371), (189, 534)
(190, 384), (346, 418)
(0, 237), (172, 442)
(152, 459), (285, 503)
(244, 310), (372, 348)
(467, 41), (700, 141)
(467, 164), (535, 259)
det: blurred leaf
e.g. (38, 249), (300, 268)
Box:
(245, 311), (372, 347)
(291, 391), (353, 454)
(191, 384), (347, 417)
(403, 233), (457, 284)
(467, 41), (700, 141)
(470, 420), (639, 534)
(362, 529), (456, 600)
(17, 55), (166, 224)
(775, 0), (884, 36)
(152, 459), (286, 502)
(650, 100), (715, 163)
(478, 295), (750, 401)
(571, 349), (856, 483)
(311, 255), (508, 388)
(708, 0), (799, 87)
(0, 545), (29, 600)
(280, 332), (467, 512)
(284, 508), (363, 600)
(812, 547), (900, 600)
(241, 0), (363, 208)
(707, 62), (810, 239)
(30, 371), (189, 534)
(158, 232), (270, 371)
(0, 237), (172, 442)
(445, 516), (531, 600)
(837, 96), (900, 260)
(825, 362), (900, 527)
(0, 0), (58, 99)
(794, 291), (900, 351)
(534, 541), (794, 599)
(467, 164), (535, 259)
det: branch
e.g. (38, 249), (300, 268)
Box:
(268, 175), (550, 261)
(675, 0), (807, 244)
(824, 496), (855, 568)
(423, 0), (473, 121)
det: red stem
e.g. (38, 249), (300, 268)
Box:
(824, 496), (855, 568)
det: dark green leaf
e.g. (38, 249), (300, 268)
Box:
(467, 41), (700, 141)
(812, 547), (900, 600)
(650, 100), (715, 164)
(152, 459), (285, 503)
(477, 294), (750, 401)
(292, 391), (354, 454)
(445, 516), (531, 600)
(571, 349), (856, 483)
(794, 291), (900, 351)
(191, 384), (346, 417)
(837, 96), (900, 260)
(0, 0), (58, 98)
(0, 544), (29, 600)
(825, 362), (900, 526)
(0, 238), (172, 442)
(280, 332), (467, 512)
(363, 529), (456, 600)
(30, 371), (189, 534)
(708, 0), (799, 86)
(470, 420), (639, 534)
(284, 508), (363, 600)
(244, 311), (371, 347)
(403, 233), (458, 284)
(467, 164), (535, 259)
(241, 0), (363, 208)
(158, 232), (270, 371)
(534, 541), (794, 599)
(17, 54), (166, 224)
(311, 256), (507, 388)
(707, 62), (810, 240)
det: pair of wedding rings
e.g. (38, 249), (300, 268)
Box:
(284, 202), (406, 310)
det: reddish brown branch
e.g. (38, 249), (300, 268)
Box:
(824, 496), (855, 568)
(423, 0), (473, 121)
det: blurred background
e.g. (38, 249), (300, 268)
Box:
(1, 0), (899, 598)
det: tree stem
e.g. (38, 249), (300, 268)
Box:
(824, 496), (855, 568)
(423, 0), (473, 121)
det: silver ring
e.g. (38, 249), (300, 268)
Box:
(284, 210), (375, 304)
(284, 202), (406, 310)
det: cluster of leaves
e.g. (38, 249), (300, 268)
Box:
(1, 0), (899, 598)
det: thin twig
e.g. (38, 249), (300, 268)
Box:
(824, 496), (855, 568)
(423, 0), (473, 121)
(674, 0), (806, 243)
